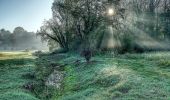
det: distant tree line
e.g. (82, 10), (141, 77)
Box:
(0, 27), (47, 51)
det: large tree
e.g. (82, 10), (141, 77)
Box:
(38, 0), (125, 51)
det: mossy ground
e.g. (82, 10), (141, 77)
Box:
(0, 52), (38, 100)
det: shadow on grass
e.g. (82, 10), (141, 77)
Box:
(0, 58), (34, 67)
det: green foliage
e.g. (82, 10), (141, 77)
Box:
(33, 53), (68, 100)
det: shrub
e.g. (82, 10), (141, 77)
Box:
(81, 49), (92, 62)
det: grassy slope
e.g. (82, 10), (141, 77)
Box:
(54, 52), (170, 100)
(1, 51), (170, 100)
(0, 52), (38, 100)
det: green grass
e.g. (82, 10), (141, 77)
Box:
(52, 52), (170, 100)
(0, 52), (39, 100)
(2, 51), (170, 100)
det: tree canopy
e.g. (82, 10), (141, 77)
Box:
(38, 0), (170, 53)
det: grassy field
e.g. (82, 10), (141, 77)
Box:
(0, 52), (38, 100)
(1, 51), (170, 100)
(53, 52), (170, 100)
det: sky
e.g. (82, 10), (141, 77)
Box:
(0, 0), (53, 32)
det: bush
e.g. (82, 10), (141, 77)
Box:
(81, 49), (92, 62)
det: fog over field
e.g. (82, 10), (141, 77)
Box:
(1, 0), (170, 100)
(0, 27), (48, 51)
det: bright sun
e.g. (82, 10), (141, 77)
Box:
(108, 8), (115, 16)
